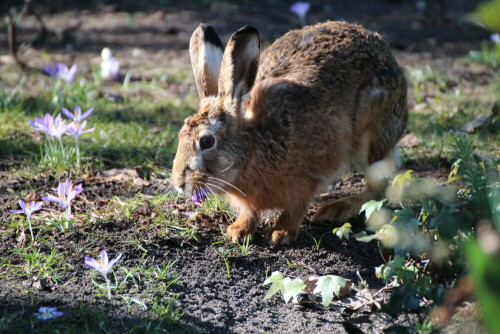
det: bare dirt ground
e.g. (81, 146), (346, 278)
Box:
(0, 0), (495, 333)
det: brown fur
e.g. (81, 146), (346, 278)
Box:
(172, 21), (408, 244)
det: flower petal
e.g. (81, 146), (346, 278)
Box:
(107, 253), (123, 269)
(100, 250), (109, 268)
(19, 199), (26, 211)
(9, 209), (24, 214)
(84, 257), (102, 272)
(62, 107), (74, 120)
(31, 201), (43, 212)
(42, 195), (60, 203)
(81, 107), (94, 120)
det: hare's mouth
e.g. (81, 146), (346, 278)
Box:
(189, 176), (246, 205)
(190, 187), (212, 205)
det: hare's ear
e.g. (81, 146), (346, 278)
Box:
(189, 24), (224, 98)
(218, 26), (260, 117)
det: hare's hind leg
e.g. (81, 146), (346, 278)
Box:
(312, 148), (399, 223)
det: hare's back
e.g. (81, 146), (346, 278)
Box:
(257, 21), (394, 86)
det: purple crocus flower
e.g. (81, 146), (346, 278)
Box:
(290, 2), (310, 26)
(9, 199), (43, 219)
(85, 250), (122, 299)
(101, 47), (120, 80)
(84, 250), (122, 277)
(66, 120), (95, 139)
(30, 113), (68, 139)
(58, 64), (78, 83)
(43, 62), (77, 83)
(33, 307), (64, 320)
(48, 114), (68, 139)
(10, 199), (43, 240)
(191, 187), (212, 205)
(491, 33), (500, 44)
(42, 180), (83, 209)
(62, 106), (94, 123)
(29, 113), (53, 136)
(43, 62), (66, 77)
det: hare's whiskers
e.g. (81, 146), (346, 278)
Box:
(208, 176), (246, 196)
(204, 182), (230, 196)
(220, 162), (235, 174)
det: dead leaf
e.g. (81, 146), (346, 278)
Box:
(339, 288), (381, 311)
(33, 277), (54, 291)
(338, 279), (354, 298)
(398, 133), (422, 148)
(93, 168), (150, 187)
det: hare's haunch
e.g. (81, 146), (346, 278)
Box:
(172, 21), (407, 244)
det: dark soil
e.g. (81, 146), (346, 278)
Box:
(0, 171), (439, 333)
(0, 0), (491, 333)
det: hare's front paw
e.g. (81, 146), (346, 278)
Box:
(267, 228), (298, 245)
(227, 222), (253, 243)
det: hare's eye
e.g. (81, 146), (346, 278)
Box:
(199, 135), (215, 150)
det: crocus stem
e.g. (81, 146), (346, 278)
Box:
(65, 205), (71, 221)
(105, 276), (111, 299)
(27, 216), (34, 241)
(300, 16), (307, 27)
(57, 137), (65, 161)
(75, 138), (80, 168)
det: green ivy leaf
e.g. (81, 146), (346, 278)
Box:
(360, 199), (387, 220)
(382, 284), (420, 316)
(263, 271), (285, 301)
(282, 277), (306, 303)
(375, 256), (406, 280)
(447, 159), (462, 183)
(263, 271), (306, 303)
(333, 223), (352, 240)
(313, 275), (347, 307)
(355, 231), (379, 243)
(392, 209), (420, 232)
(392, 170), (413, 189)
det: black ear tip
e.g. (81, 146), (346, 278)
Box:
(197, 23), (224, 49)
(237, 25), (259, 37)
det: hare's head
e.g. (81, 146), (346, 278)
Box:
(172, 24), (260, 199)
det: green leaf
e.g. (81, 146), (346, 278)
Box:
(394, 208), (415, 221)
(392, 208), (420, 232)
(263, 271), (306, 303)
(359, 199), (387, 220)
(333, 223), (352, 240)
(473, 0), (500, 32)
(429, 207), (471, 240)
(447, 159), (462, 183)
(382, 283), (420, 316)
(375, 256), (406, 280)
(286, 258), (304, 271)
(282, 277), (306, 303)
(355, 231), (379, 243)
(392, 170), (413, 189)
(466, 240), (500, 334)
(263, 271), (285, 301)
(313, 275), (347, 307)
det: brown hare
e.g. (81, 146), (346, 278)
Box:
(172, 21), (407, 244)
